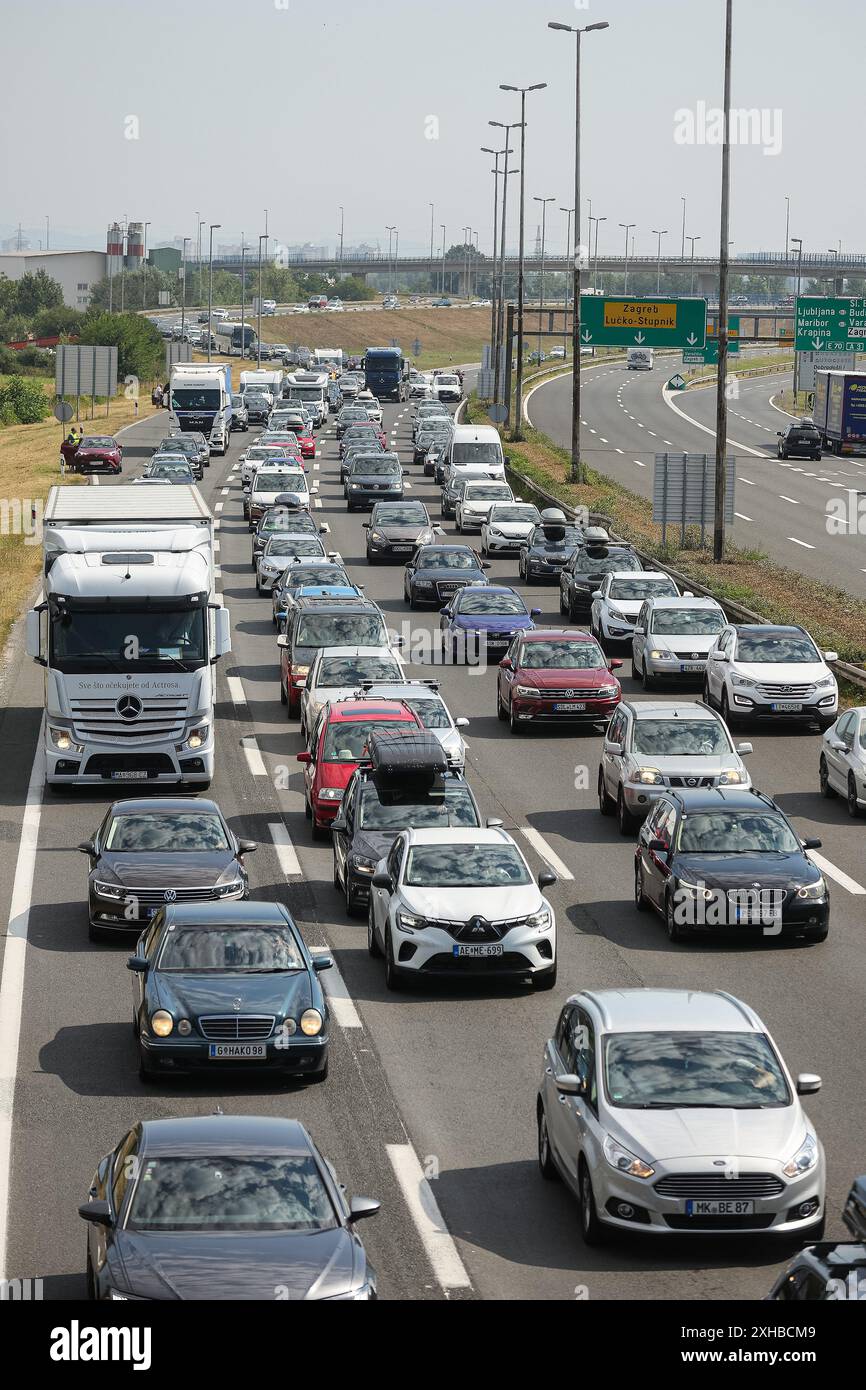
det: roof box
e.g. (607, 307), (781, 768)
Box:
(367, 728), (447, 783)
(843, 1176), (866, 1241)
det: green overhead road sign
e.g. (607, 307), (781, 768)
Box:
(795, 296), (866, 351)
(578, 296), (707, 349)
(685, 318), (741, 365)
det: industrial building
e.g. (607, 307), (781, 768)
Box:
(0, 249), (107, 309)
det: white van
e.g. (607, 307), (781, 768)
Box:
(446, 424), (506, 481)
(627, 346), (654, 370)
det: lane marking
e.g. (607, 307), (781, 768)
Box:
(268, 820), (302, 877)
(788, 536), (815, 549)
(221, 487), (229, 495)
(633, 458), (646, 468)
(519, 827), (575, 882)
(386, 1144), (473, 1291)
(309, 948), (363, 1029)
(734, 512), (753, 522)
(241, 736), (268, 777)
(615, 447), (624, 454)
(779, 495), (800, 505)
(809, 851), (866, 896)
(738, 476), (755, 486)
(227, 675), (248, 709)
(0, 721), (44, 1281)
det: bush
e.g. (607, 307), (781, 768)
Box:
(78, 311), (163, 382)
(0, 375), (52, 425)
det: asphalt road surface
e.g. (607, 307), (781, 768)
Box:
(1, 387), (864, 1302)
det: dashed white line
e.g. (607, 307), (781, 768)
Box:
(309, 948), (363, 1029)
(268, 820), (302, 877)
(214, 501), (223, 512)
(227, 675), (248, 709)
(779, 495), (800, 505)
(788, 536), (815, 549)
(738, 477), (755, 486)
(734, 512), (753, 522)
(241, 736), (267, 777)
(519, 828), (575, 882)
(386, 1145), (473, 1291)
(633, 458), (646, 468)
(615, 447), (624, 454)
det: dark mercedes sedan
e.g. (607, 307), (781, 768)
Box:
(80, 1113), (380, 1299)
(129, 901), (331, 1082)
(81, 799), (256, 942)
(363, 500), (439, 563)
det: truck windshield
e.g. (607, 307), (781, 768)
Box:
(50, 607), (207, 672)
(171, 389), (220, 411)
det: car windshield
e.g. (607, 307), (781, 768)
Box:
(374, 505), (428, 525)
(609, 578), (677, 601)
(318, 655), (400, 687)
(651, 609), (725, 635)
(261, 512), (314, 533)
(735, 634), (820, 663)
(126, 1155), (338, 1233)
(323, 717), (410, 761)
(631, 720), (730, 756)
(489, 506), (539, 524)
(456, 591), (526, 616)
(151, 463), (192, 477)
(677, 811), (800, 854)
(520, 640), (605, 669)
(351, 459), (399, 476)
(265, 536), (317, 556)
(270, 538), (322, 557)
(158, 925), (305, 972)
(162, 438), (194, 453)
(418, 549), (476, 570)
(296, 615), (386, 648)
(255, 472), (299, 492)
(404, 843), (531, 888)
(574, 549), (641, 574)
(81, 437), (115, 448)
(358, 783), (478, 830)
(604, 1031), (790, 1109)
(464, 486), (512, 501)
(281, 566), (348, 591)
(247, 448), (286, 462)
(399, 697), (452, 730)
(530, 526), (581, 549)
(104, 812), (229, 852)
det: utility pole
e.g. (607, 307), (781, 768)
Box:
(620, 222), (635, 293)
(440, 225), (446, 294)
(501, 81), (548, 442)
(560, 206), (574, 354)
(791, 236), (803, 402)
(489, 119), (521, 412)
(652, 228), (668, 294)
(257, 233), (266, 367)
(713, 0), (733, 565)
(534, 196), (554, 363)
(240, 240), (247, 360)
(482, 148), (504, 355)
(593, 215), (606, 291)
(142, 221), (151, 310)
(681, 196), (686, 260)
(338, 206), (345, 281)
(180, 236), (190, 346)
(207, 223), (220, 362)
(784, 195), (790, 259)
(687, 235), (701, 294)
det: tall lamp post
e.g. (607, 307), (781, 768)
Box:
(386, 226), (396, 295)
(257, 233), (266, 367)
(827, 246), (838, 295)
(619, 222), (635, 293)
(785, 195), (790, 259)
(713, 0), (733, 565)
(652, 227), (668, 293)
(680, 196), (687, 260)
(440, 225), (446, 294)
(338, 206), (345, 281)
(180, 236), (191, 346)
(687, 234), (701, 294)
(489, 119), (522, 409)
(791, 236), (803, 403)
(482, 146), (506, 353)
(534, 196), (555, 363)
(207, 224), (220, 363)
(142, 221), (151, 310)
(560, 206), (574, 353)
(240, 240), (248, 360)
(593, 214), (606, 290)
(500, 80), (548, 442)
(197, 219), (205, 306)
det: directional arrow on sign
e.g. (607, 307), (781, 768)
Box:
(686, 332), (698, 345)
(634, 331), (645, 343)
(813, 338), (822, 350)
(581, 330), (592, 343)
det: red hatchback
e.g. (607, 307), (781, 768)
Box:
(496, 629), (622, 733)
(295, 425), (316, 460)
(297, 699), (422, 837)
(61, 435), (122, 474)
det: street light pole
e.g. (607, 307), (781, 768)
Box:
(207, 224), (220, 363)
(791, 236), (803, 403)
(785, 195), (790, 259)
(257, 233), (266, 367)
(594, 215), (606, 291)
(687, 235), (701, 294)
(181, 236), (190, 346)
(489, 119), (521, 409)
(501, 80), (548, 442)
(482, 147), (504, 354)
(440, 225), (446, 294)
(561, 206), (574, 353)
(534, 196), (555, 363)
(712, 0), (733, 565)
(429, 203), (434, 266)
(142, 221), (151, 310)
(386, 226), (396, 295)
(619, 222), (635, 293)
(681, 195), (686, 261)
(652, 228), (668, 293)
(240, 240), (247, 360)
(338, 206), (345, 281)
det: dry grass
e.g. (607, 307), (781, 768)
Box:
(259, 306), (495, 370)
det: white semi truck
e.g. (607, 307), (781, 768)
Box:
(27, 485), (231, 792)
(168, 361), (233, 454)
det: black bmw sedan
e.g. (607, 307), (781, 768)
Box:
(80, 1113), (380, 1299)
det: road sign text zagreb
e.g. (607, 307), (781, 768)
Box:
(580, 296), (707, 349)
(795, 296), (866, 352)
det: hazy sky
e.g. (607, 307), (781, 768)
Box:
(2, 0), (862, 260)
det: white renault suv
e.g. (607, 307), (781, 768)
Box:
(537, 988), (825, 1244)
(705, 623), (838, 731)
(367, 827), (557, 991)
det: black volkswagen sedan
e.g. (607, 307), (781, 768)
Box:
(634, 787), (828, 943)
(403, 544), (490, 607)
(129, 901), (331, 1082)
(80, 1113), (380, 1299)
(363, 500), (438, 563)
(81, 799), (256, 942)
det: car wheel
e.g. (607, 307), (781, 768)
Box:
(509, 698), (523, 735)
(537, 1106), (558, 1181)
(496, 681), (507, 721)
(665, 889), (689, 943)
(617, 789), (635, 836)
(367, 903), (382, 958)
(847, 773), (862, 819)
(533, 961), (557, 991)
(578, 1160), (606, 1246)
(280, 678), (287, 706)
(634, 861), (649, 912)
(345, 874), (362, 918)
(640, 659), (654, 692)
(384, 930), (405, 991)
(598, 767), (615, 816)
(702, 676), (716, 710)
(819, 755), (836, 799)
(720, 689), (737, 728)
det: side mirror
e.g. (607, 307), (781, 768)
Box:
(711, 650), (727, 661)
(823, 651), (838, 663)
(776, 431), (783, 437)
(802, 837), (822, 851)
(215, 606), (232, 659)
(237, 839), (257, 854)
(78, 1200), (113, 1228)
(633, 625), (645, 636)
(683, 590), (694, 598)
(77, 840), (96, 855)
(796, 1073), (822, 1096)
(481, 561), (492, 570)
(276, 634), (289, 648)
(648, 838), (668, 854)
(126, 955), (149, 973)
(486, 816), (504, 829)
(827, 737), (847, 753)
(736, 742), (753, 755)
(591, 589), (603, 599)
(554, 1073), (582, 1097)
(504, 454), (511, 464)
(362, 521), (370, 528)
(26, 609), (45, 663)
(296, 750), (311, 764)
(312, 955), (334, 972)
(331, 815), (347, 833)
(499, 657), (513, 670)
(605, 741), (623, 756)
(609, 659), (623, 670)
(530, 608), (542, 617)
(295, 679), (306, 690)
(538, 869), (557, 890)
(455, 717), (469, 728)
(348, 1196), (381, 1224)
(371, 870), (392, 889)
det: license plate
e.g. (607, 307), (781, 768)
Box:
(392, 544), (412, 552)
(440, 585), (458, 595)
(680, 663), (705, 673)
(453, 943), (504, 958)
(208, 1043), (267, 1059)
(685, 1199), (755, 1216)
(772, 701), (803, 712)
(112, 770), (148, 780)
(554, 702), (587, 711)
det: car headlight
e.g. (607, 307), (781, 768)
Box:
(184, 723), (209, 750)
(796, 878), (826, 900)
(783, 1132), (819, 1179)
(677, 878), (715, 900)
(292, 664), (310, 677)
(603, 1134), (654, 1179)
(318, 786), (344, 801)
(515, 684), (539, 697)
(349, 855), (376, 874)
(649, 649), (675, 661)
(815, 676), (835, 690)
(607, 607), (629, 623)
(93, 879), (125, 900)
(281, 1017), (298, 1037)
(718, 768), (744, 785)
(49, 726), (84, 753)
(215, 878), (244, 897)
(636, 768), (664, 785)
(525, 906), (551, 931)
(300, 1008), (323, 1037)
(370, 531), (386, 544)
(350, 482), (363, 489)
(414, 579), (433, 590)
(596, 686), (620, 699)
(151, 1010), (173, 1038)
(397, 910), (427, 932)
(732, 674), (756, 688)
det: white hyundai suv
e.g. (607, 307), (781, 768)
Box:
(704, 623), (838, 731)
(367, 827), (557, 991)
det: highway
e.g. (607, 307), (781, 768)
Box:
(528, 356), (866, 598)
(2, 387), (865, 1302)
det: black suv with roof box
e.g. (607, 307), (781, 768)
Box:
(330, 729), (490, 916)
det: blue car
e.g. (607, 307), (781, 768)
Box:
(439, 584), (540, 662)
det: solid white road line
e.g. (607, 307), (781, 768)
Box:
(386, 1144), (473, 1292)
(268, 821), (302, 877)
(809, 851), (866, 896)
(0, 725), (44, 1281)
(519, 828), (575, 882)
(241, 736), (268, 777)
(227, 675), (248, 709)
(788, 536), (815, 549)
(664, 387), (768, 458)
(309, 948), (363, 1029)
